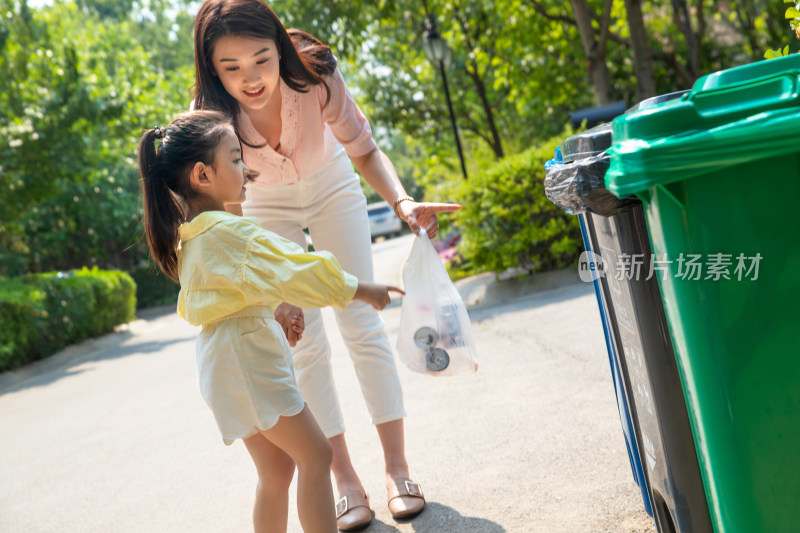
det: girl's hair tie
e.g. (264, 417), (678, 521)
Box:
(153, 126), (166, 139)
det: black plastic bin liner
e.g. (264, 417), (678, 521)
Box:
(544, 152), (638, 217)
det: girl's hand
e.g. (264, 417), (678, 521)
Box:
(274, 302), (305, 347)
(398, 201), (461, 239)
(354, 282), (405, 310)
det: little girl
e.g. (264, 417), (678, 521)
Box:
(137, 109), (402, 533)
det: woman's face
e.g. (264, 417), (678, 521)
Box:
(211, 35), (281, 112)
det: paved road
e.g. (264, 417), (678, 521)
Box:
(0, 234), (656, 533)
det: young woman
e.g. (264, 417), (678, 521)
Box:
(192, 0), (460, 528)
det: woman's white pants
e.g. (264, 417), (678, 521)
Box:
(242, 149), (405, 437)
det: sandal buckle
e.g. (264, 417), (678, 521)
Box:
(404, 480), (423, 498)
(335, 495), (349, 518)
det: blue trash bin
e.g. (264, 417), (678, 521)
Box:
(544, 91), (712, 533)
(577, 212), (653, 517)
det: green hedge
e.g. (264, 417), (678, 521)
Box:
(0, 267), (136, 373)
(129, 264), (180, 310)
(452, 131), (583, 275)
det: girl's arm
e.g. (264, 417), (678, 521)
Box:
(350, 148), (461, 239)
(232, 205), (304, 344)
(353, 281), (404, 310)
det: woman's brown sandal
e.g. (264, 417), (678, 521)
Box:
(335, 491), (371, 531)
(386, 478), (425, 519)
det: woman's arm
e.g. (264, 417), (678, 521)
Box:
(274, 302), (304, 347)
(323, 68), (460, 237)
(350, 147), (404, 206)
(350, 147), (461, 239)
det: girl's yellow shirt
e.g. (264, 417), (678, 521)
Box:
(177, 210), (358, 327)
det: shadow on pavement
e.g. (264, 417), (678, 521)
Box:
(365, 502), (505, 532)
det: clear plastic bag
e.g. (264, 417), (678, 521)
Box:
(396, 229), (478, 377)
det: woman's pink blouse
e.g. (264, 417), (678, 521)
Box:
(238, 68), (377, 186)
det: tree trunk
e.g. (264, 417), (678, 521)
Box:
(734, 3), (759, 57)
(569, 0), (614, 105)
(624, 0), (656, 102)
(671, 0), (704, 81)
(466, 65), (504, 158)
(455, 8), (505, 159)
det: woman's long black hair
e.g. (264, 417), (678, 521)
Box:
(138, 110), (232, 282)
(192, 0), (337, 147)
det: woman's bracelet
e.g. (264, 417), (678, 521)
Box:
(392, 195), (414, 219)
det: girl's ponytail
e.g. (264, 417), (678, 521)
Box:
(138, 128), (184, 282)
(137, 110), (232, 283)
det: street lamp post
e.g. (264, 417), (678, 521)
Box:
(422, 14), (468, 180)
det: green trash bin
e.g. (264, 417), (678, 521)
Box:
(606, 54), (800, 533)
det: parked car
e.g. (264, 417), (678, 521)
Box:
(367, 201), (403, 242)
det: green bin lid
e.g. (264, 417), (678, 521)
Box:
(607, 54), (800, 198)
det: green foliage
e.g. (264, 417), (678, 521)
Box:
(765, 45), (792, 58)
(0, 0), (194, 277)
(359, 133), (425, 204)
(765, 1), (800, 58)
(72, 267), (137, 333)
(444, 129), (582, 276)
(785, 0), (800, 35)
(0, 278), (45, 372)
(129, 263), (180, 310)
(279, 0), (589, 168)
(0, 267), (136, 373)
(277, 1), (800, 202)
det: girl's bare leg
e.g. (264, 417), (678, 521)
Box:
(242, 433), (296, 533)
(261, 406), (337, 533)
